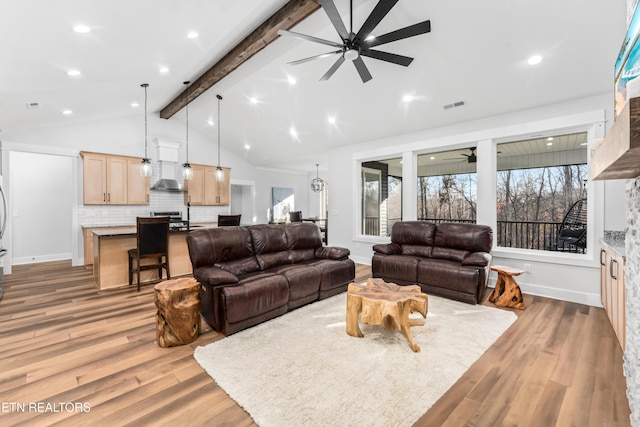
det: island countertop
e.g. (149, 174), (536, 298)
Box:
(91, 224), (217, 290)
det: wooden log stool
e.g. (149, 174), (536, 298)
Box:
(154, 278), (201, 347)
(488, 265), (526, 310)
(346, 278), (428, 352)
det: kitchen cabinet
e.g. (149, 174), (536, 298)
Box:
(600, 242), (626, 351)
(184, 164), (230, 206)
(80, 152), (149, 205)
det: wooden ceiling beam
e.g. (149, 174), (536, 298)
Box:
(160, 0), (320, 119)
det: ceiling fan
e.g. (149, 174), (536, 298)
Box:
(444, 147), (477, 163)
(278, 0), (431, 83)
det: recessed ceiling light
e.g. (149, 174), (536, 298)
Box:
(528, 55), (543, 65)
(289, 126), (298, 138)
(328, 116), (336, 124)
(402, 94), (414, 103)
(187, 31), (199, 39)
(430, 156), (435, 160)
(244, 144), (251, 150)
(249, 97), (258, 105)
(73, 25), (91, 33)
(207, 119), (215, 126)
(580, 142), (587, 146)
(62, 109), (73, 115)
(287, 75), (296, 85)
(546, 142), (553, 146)
(159, 66), (170, 74)
(131, 102), (139, 108)
(67, 69), (81, 77)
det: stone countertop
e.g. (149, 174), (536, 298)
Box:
(600, 232), (625, 259)
(91, 224), (216, 237)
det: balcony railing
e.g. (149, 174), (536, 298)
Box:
(363, 217), (585, 253)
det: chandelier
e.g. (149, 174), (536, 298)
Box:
(310, 164), (324, 193)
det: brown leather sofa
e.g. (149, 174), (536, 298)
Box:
(372, 221), (493, 304)
(186, 222), (355, 335)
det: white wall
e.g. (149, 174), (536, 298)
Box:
(326, 93), (626, 307)
(9, 151), (73, 265)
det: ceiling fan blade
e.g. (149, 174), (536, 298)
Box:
(316, 0), (350, 41)
(353, 56), (373, 83)
(320, 55), (346, 81)
(356, 0), (399, 42)
(287, 50), (342, 66)
(278, 29), (343, 49)
(365, 20), (431, 48)
(361, 49), (414, 66)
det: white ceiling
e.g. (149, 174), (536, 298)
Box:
(0, 1), (627, 173)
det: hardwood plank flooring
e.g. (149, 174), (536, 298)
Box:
(0, 261), (631, 426)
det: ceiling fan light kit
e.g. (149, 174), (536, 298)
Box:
(279, 0), (431, 83)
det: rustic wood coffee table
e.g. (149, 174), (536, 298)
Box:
(346, 278), (428, 352)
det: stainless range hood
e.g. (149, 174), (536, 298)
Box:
(150, 139), (184, 192)
(151, 178), (183, 192)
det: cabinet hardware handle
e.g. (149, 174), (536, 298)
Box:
(610, 258), (618, 280)
(600, 249), (606, 266)
(103, 193), (106, 202)
(107, 193), (110, 203)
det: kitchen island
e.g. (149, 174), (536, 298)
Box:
(92, 226), (215, 290)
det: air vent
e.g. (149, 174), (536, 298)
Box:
(443, 100), (465, 110)
(26, 102), (40, 110)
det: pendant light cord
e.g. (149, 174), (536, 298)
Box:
(184, 81), (190, 164)
(217, 94), (222, 168)
(141, 83), (149, 159)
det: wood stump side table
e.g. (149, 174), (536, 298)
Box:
(346, 278), (428, 352)
(488, 265), (526, 310)
(154, 278), (201, 347)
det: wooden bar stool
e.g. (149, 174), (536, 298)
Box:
(488, 265), (526, 310)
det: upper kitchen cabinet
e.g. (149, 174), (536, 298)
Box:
(80, 152), (149, 205)
(184, 164), (230, 206)
(590, 97), (640, 180)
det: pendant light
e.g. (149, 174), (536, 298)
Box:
(215, 94), (225, 182)
(182, 81), (193, 180)
(140, 83), (152, 177)
(311, 164), (324, 192)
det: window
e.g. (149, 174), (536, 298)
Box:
(361, 158), (402, 236)
(416, 147), (477, 224)
(496, 132), (588, 253)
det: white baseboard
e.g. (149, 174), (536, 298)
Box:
(12, 253), (72, 265)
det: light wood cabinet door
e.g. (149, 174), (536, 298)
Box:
(184, 164), (205, 205)
(215, 167), (231, 206)
(126, 158), (149, 204)
(106, 156), (127, 204)
(82, 153), (108, 204)
(203, 166), (230, 205)
(600, 243), (626, 351)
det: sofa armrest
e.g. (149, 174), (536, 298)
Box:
(193, 266), (239, 286)
(462, 252), (492, 267)
(315, 246), (350, 260)
(372, 243), (401, 255)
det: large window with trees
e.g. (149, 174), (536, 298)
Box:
(496, 132), (588, 252)
(417, 147), (477, 223)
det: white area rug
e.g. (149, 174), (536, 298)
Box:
(194, 292), (517, 427)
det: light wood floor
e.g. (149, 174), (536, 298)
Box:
(0, 261), (631, 426)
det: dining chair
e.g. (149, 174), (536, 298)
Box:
(128, 216), (171, 291)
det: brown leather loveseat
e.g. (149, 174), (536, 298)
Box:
(186, 222), (355, 335)
(372, 221), (493, 304)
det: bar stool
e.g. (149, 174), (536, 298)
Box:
(128, 216), (171, 291)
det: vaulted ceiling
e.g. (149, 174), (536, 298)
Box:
(0, 1), (627, 172)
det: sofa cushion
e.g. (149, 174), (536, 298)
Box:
(187, 227), (254, 270)
(315, 246), (350, 260)
(275, 265), (321, 301)
(289, 248), (316, 263)
(221, 275), (289, 324)
(402, 244), (432, 258)
(373, 242), (401, 255)
(304, 258), (355, 292)
(391, 221), (437, 246)
(285, 222), (323, 249)
(462, 252), (491, 267)
(431, 246), (470, 263)
(417, 258), (480, 295)
(371, 253), (419, 283)
(250, 224), (291, 270)
(214, 257), (260, 276)
(193, 266), (239, 286)
(434, 223), (492, 253)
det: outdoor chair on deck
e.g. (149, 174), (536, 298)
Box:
(128, 216), (170, 291)
(557, 198), (587, 252)
(289, 211), (303, 222)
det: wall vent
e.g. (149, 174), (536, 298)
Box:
(26, 102), (40, 110)
(443, 100), (465, 110)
